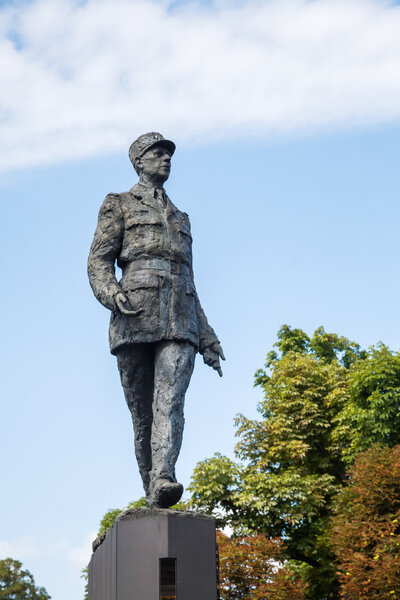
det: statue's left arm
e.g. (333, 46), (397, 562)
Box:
(185, 213), (225, 375)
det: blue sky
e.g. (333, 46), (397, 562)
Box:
(1, 1), (400, 599)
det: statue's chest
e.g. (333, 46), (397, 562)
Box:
(119, 196), (192, 258)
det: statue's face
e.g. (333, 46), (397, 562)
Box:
(139, 145), (172, 184)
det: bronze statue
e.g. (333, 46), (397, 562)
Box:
(88, 133), (224, 508)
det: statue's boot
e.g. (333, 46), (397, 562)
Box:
(147, 479), (184, 508)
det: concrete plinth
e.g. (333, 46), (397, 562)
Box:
(88, 508), (218, 600)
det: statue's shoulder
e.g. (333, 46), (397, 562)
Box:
(167, 195), (190, 223)
(98, 192), (122, 214)
(179, 211), (191, 233)
(129, 183), (144, 198)
(100, 189), (136, 212)
(171, 202), (191, 229)
(180, 210), (190, 225)
(118, 183), (149, 207)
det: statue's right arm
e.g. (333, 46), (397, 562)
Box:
(87, 194), (124, 311)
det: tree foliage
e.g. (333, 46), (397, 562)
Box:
(328, 445), (400, 599)
(0, 558), (51, 600)
(217, 531), (307, 600)
(188, 325), (400, 599)
(87, 499), (306, 600)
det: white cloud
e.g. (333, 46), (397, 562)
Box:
(0, 536), (38, 559)
(0, 532), (95, 569)
(67, 531), (96, 569)
(1, 0), (400, 170)
(0, 535), (69, 560)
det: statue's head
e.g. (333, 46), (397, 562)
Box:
(129, 133), (175, 184)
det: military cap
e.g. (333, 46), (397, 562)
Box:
(129, 132), (175, 164)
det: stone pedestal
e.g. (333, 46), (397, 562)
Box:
(88, 508), (218, 600)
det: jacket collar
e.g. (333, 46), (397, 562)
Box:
(129, 182), (177, 214)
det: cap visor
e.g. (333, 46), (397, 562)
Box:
(147, 139), (176, 156)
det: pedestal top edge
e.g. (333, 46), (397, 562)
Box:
(92, 508), (215, 553)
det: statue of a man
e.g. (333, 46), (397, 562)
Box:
(88, 132), (224, 508)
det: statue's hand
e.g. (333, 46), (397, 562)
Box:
(202, 342), (226, 377)
(114, 292), (144, 316)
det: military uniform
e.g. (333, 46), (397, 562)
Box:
(88, 174), (219, 502)
(88, 181), (218, 354)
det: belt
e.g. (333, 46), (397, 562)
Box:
(124, 258), (190, 276)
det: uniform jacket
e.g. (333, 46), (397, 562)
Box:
(88, 182), (219, 355)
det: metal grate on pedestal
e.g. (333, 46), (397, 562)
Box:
(159, 557), (176, 600)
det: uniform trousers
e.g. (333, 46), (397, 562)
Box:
(116, 340), (196, 495)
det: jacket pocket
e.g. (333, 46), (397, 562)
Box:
(124, 272), (160, 333)
(125, 214), (163, 228)
(123, 215), (164, 253)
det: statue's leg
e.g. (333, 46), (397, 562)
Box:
(116, 343), (155, 497)
(148, 340), (196, 507)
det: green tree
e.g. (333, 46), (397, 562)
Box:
(85, 497), (305, 600)
(188, 325), (400, 599)
(0, 558), (51, 600)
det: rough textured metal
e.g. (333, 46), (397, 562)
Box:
(129, 132), (175, 164)
(88, 509), (218, 600)
(88, 184), (216, 353)
(116, 341), (195, 498)
(88, 134), (225, 507)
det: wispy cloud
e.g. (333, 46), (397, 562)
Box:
(67, 531), (96, 569)
(0, 536), (38, 559)
(0, 532), (94, 568)
(1, 0), (400, 170)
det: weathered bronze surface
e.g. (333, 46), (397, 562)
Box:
(88, 133), (224, 508)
